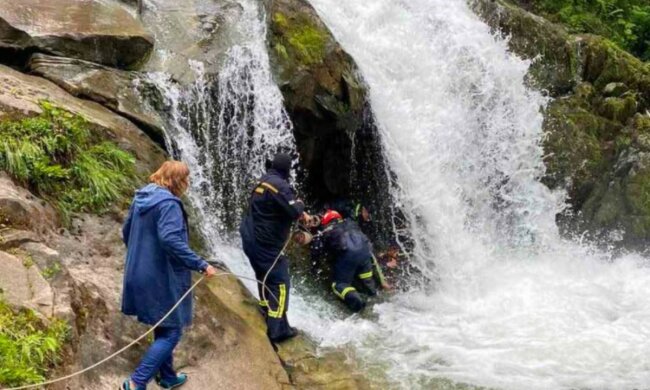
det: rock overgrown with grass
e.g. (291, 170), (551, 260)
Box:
(0, 102), (137, 223)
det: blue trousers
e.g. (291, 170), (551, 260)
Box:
(131, 326), (182, 387)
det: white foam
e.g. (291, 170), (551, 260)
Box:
(303, 0), (650, 388)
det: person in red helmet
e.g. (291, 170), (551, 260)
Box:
(320, 210), (378, 312)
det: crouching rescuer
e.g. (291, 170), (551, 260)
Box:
(239, 153), (311, 343)
(320, 210), (379, 312)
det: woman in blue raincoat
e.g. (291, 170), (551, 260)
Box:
(121, 161), (217, 390)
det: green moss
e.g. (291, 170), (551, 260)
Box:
(581, 36), (648, 92)
(0, 102), (137, 223)
(622, 161), (650, 238)
(41, 262), (61, 280)
(627, 167), (650, 215)
(272, 12), (328, 66)
(21, 255), (34, 269)
(273, 12), (289, 29)
(542, 97), (621, 203)
(274, 43), (289, 61)
(0, 299), (69, 387)
(598, 94), (638, 123)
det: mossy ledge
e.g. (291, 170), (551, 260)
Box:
(0, 102), (138, 224)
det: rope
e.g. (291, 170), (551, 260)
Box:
(2, 271), (277, 390)
(260, 226), (295, 307)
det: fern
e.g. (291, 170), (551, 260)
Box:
(0, 102), (137, 223)
(0, 300), (69, 387)
(535, 0), (650, 60)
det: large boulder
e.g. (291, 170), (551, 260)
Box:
(267, 0), (391, 222)
(278, 335), (380, 389)
(139, 0), (245, 84)
(0, 250), (54, 318)
(0, 0), (153, 69)
(576, 115), (650, 248)
(0, 173), (57, 234)
(0, 64), (166, 175)
(29, 54), (166, 142)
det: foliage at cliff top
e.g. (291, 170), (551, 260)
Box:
(530, 0), (650, 60)
(0, 102), (137, 221)
(0, 299), (69, 387)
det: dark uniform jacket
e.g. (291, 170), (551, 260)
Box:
(240, 168), (305, 253)
(322, 219), (372, 263)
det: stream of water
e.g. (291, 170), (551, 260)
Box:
(301, 0), (650, 389)
(145, 0), (295, 283)
(144, 0), (650, 388)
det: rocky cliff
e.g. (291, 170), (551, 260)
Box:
(266, 0), (394, 243)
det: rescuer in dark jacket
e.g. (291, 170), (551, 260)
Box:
(320, 210), (378, 312)
(239, 153), (308, 342)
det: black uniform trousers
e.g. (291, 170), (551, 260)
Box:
(243, 239), (292, 341)
(332, 255), (377, 312)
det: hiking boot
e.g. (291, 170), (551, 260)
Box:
(156, 373), (188, 389)
(121, 379), (146, 390)
(270, 327), (299, 344)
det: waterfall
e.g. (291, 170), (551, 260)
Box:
(301, 0), (650, 389)
(144, 0), (295, 280)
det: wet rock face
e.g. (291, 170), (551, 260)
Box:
(0, 0), (153, 69)
(267, 0), (366, 197)
(471, 0), (579, 96)
(0, 250), (54, 318)
(277, 335), (382, 390)
(471, 0), (650, 249)
(29, 54), (166, 144)
(267, 0), (393, 237)
(139, 0), (245, 84)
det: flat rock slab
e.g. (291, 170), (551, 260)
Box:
(0, 0), (153, 68)
(0, 64), (166, 175)
(0, 228), (39, 250)
(140, 0), (244, 83)
(0, 250), (54, 317)
(30, 54), (165, 140)
(277, 335), (375, 389)
(0, 173), (57, 234)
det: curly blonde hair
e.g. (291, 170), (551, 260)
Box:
(149, 161), (190, 197)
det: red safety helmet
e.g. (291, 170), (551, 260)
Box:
(321, 210), (342, 226)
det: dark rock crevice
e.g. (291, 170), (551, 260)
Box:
(267, 0), (396, 244)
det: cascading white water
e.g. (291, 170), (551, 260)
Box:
(302, 0), (650, 389)
(145, 0), (295, 280)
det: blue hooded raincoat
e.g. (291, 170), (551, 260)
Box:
(121, 184), (208, 328)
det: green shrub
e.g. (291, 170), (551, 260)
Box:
(0, 299), (69, 387)
(532, 0), (650, 60)
(0, 102), (137, 222)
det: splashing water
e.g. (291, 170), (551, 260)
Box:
(302, 0), (650, 389)
(146, 0), (294, 280)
